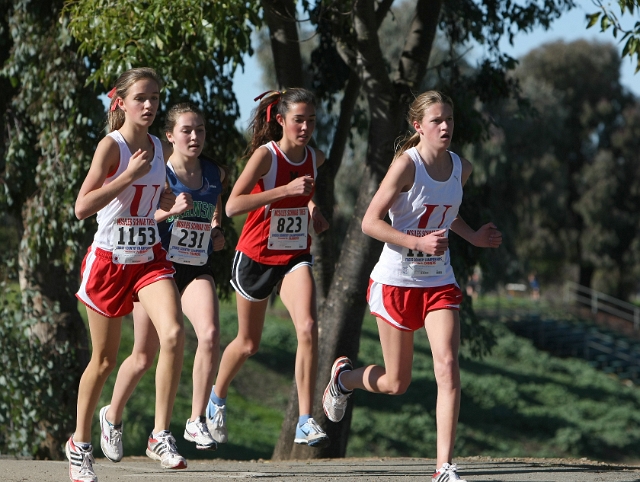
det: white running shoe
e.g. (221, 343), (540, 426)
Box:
(206, 400), (228, 443)
(184, 416), (217, 450)
(294, 418), (329, 447)
(99, 405), (123, 462)
(432, 463), (467, 482)
(65, 437), (97, 482)
(145, 431), (187, 469)
(322, 356), (353, 422)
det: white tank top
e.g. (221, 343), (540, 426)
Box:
(92, 131), (166, 251)
(370, 148), (463, 287)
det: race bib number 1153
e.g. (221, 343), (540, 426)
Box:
(111, 217), (158, 264)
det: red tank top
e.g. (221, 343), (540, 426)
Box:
(235, 141), (317, 265)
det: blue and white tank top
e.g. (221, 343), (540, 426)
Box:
(159, 157), (223, 261)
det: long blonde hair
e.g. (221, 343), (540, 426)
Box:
(393, 90), (454, 160)
(107, 67), (163, 132)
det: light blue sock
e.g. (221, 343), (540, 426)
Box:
(210, 386), (226, 406)
(298, 414), (311, 427)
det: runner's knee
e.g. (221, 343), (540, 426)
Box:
(197, 325), (219, 352)
(158, 322), (185, 351)
(295, 317), (317, 346)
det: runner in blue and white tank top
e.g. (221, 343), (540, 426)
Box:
(323, 91), (502, 482)
(160, 156), (223, 267)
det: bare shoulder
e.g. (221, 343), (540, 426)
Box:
(385, 152), (416, 191)
(244, 145), (274, 178)
(93, 135), (121, 170)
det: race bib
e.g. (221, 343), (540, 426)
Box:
(268, 207), (308, 250)
(111, 217), (158, 264)
(167, 220), (212, 266)
(401, 229), (447, 277)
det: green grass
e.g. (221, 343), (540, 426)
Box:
(81, 297), (640, 463)
(349, 315), (640, 462)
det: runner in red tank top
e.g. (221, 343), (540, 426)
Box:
(207, 88), (331, 448)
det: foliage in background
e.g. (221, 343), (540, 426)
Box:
(587, 0), (640, 73)
(350, 319), (640, 460)
(469, 39), (640, 298)
(0, 0), (104, 458)
(0, 289), (81, 457)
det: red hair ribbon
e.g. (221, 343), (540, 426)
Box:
(254, 90), (281, 122)
(253, 90), (277, 101)
(107, 87), (119, 112)
(266, 100), (279, 122)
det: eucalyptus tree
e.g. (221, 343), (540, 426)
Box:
(587, 0), (640, 73)
(1, 0), (103, 459)
(478, 40), (639, 295)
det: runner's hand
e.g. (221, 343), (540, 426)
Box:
(171, 192), (193, 215)
(311, 205), (329, 234)
(472, 222), (502, 248)
(286, 175), (314, 197)
(414, 229), (448, 256)
(211, 227), (225, 251)
(125, 149), (152, 182)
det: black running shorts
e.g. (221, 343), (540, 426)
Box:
(230, 251), (313, 301)
(173, 254), (215, 293)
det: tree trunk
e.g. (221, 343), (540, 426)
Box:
(313, 71), (362, 300)
(18, 196), (90, 459)
(261, 0), (304, 89)
(578, 264), (594, 290)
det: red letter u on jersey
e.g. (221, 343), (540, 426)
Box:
(418, 204), (452, 229)
(130, 184), (161, 217)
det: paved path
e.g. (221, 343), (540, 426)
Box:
(1, 456), (640, 481)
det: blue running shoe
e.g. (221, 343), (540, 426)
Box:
(206, 400), (228, 443)
(294, 418), (329, 447)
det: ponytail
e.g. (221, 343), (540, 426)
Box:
(393, 132), (421, 160)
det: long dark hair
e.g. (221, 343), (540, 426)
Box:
(245, 88), (317, 157)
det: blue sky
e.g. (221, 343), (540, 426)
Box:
(232, 0), (639, 129)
